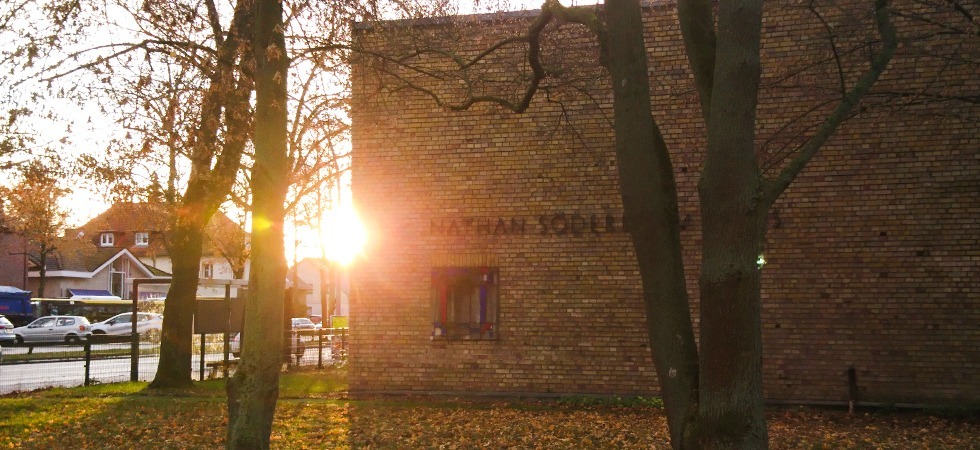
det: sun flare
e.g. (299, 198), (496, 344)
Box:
(321, 205), (368, 266)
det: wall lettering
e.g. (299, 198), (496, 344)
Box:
(430, 213), (625, 237)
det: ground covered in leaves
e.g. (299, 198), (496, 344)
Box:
(0, 369), (976, 449)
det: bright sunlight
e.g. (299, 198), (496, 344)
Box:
(321, 205), (368, 266)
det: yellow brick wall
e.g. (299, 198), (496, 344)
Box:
(349, 1), (979, 404)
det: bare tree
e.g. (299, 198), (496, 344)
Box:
(0, 0), (256, 387)
(142, 0), (255, 389)
(2, 0), (360, 395)
(208, 211), (251, 280)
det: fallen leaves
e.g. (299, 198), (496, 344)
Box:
(0, 378), (977, 449)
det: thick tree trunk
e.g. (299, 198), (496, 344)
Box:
(151, 215), (207, 389)
(37, 249), (47, 298)
(226, 0), (289, 446)
(692, 0), (769, 447)
(147, 0), (253, 390)
(319, 266), (329, 321)
(326, 265), (339, 320)
(695, 194), (768, 448)
(601, 0), (700, 447)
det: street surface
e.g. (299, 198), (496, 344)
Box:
(0, 355), (160, 393)
(0, 345), (331, 394)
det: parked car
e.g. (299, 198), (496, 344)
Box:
(228, 333), (300, 358)
(12, 315), (92, 343)
(291, 317), (316, 331)
(230, 332), (241, 357)
(0, 315), (16, 344)
(229, 319), (313, 358)
(90, 313), (163, 338)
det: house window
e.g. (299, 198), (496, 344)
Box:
(431, 267), (498, 340)
(201, 262), (214, 279)
(100, 232), (115, 247)
(135, 232), (149, 246)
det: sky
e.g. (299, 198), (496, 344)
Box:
(4, 0), (602, 264)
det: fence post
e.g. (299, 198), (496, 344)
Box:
(199, 333), (206, 381)
(84, 339), (92, 386)
(223, 330), (230, 379)
(285, 330), (293, 370)
(223, 284), (231, 379)
(341, 328), (348, 360)
(130, 332), (140, 382)
(317, 329), (323, 369)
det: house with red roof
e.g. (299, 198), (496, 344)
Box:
(26, 244), (166, 299)
(26, 202), (249, 300)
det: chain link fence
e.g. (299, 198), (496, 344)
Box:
(0, 328), (347, 394)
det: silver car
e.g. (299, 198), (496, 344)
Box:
(230, 318), (311, 358)
(90, 312), (163, 337)
(13, 315), (92, 343)
(291, 317), (316, 331)
(0, 315), (15, 344)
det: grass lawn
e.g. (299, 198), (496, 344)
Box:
(0, 368), (976, 449)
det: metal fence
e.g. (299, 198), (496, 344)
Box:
(0, 328), (347, 394)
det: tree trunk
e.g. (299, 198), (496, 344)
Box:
(327, 264), (339, 321)
(692, 0), (769, 447)
(226, 0), (289, 445)
(601, 0), (700, 447)
(151, 214), (207, 389)
(319, 266), (329, 321)
(37, 246), (47, 298)
(695, 200), (768, 449)
(148, 0), (253, 390)
(695, 186), (768, 448)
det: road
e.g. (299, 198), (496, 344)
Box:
(0, 345), (334, 394)
(0, 355), (161, 394)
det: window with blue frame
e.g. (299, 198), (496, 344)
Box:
(431, 267), (498, 340)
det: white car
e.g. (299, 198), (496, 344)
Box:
(13, 315), (92, 343)
(91, 313), (163, 337)
(229, 319), (312, 357)
(0, 315), (16, 344)
(291, 317), (316, 331)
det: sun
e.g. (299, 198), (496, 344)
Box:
(321, 205), (368, 266)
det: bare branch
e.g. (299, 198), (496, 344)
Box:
(204, 0), (225, 47)
(355, 0), (604, 114)
(941, 0), (978, 35)
(35, 40), (215, 84)
(808, 0), (848, 99)
(765, 0), (898, 202)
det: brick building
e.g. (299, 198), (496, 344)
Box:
(349, 1), (978, 405)
(0, 208), (27, 289)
